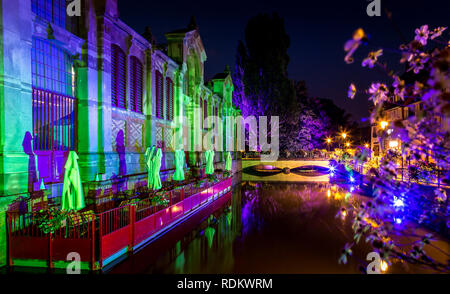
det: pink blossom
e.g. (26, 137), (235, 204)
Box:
(348, 83), (357, 99)
(368, 83), (389, 105)
(409, 52), (429, 74)
(344, 28), (367, 64)
(393, 76), (406, 100)
(362, 49), (383, 68)
(430, 27), (447, 40)
(415, 25), (429, 46)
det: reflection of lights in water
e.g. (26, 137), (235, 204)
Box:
(393, 197), (404, 208)
(381, 260), (388, 272)
(327, 189), (331, 198)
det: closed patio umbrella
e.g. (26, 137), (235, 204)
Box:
(145, 146), (156, 189)
(205, 150), (215, 175)
(151, 148), (163, 190)
(61, 151), (85, 211)
(173, 149), (185, 181)
(225, 152), (232, 172)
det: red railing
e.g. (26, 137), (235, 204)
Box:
(7, 177), (232, 270)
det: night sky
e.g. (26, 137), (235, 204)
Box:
(119, 0), (449, 124)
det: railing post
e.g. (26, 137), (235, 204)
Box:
(91, 214), (95, 271)
(49, 233), (54, 270)
(7, 213), (12, 267)
(129, 205), (135, 252)
(99, 214), (103, 269)
(181, 188), (185, 214)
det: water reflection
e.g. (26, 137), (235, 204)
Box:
(111, 181), (442, 274)
(119, 181), (369, 274)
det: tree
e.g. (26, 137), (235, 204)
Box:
(340, 25), (449, 272)
(233, 14), (329, 153)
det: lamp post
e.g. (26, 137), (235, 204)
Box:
(340, 133), (347, 149)
(326, 138), (332, 152)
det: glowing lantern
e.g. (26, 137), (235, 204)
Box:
(388, 140), (399, 149)
(380, 260), (388, 272)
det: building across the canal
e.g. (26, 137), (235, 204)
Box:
(0, 0), (241, 267)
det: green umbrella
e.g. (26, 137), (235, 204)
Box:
(173, 149), (185, 181)
(205, 150), (215, 175)
(145, 146), (156, 189)
(225, 151), (232, 172)
(61, 151), (85, 211)
(151, 148), (163, 190)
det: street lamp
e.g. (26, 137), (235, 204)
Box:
(346, 142), (350, 148)
(326, 138), (332, 152)
(342, 133), (347, 140)
(380, 121), (388, 130)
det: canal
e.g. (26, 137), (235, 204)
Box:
(109, 175), (448, 274)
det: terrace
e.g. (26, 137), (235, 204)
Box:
(6, 174), (232, 271)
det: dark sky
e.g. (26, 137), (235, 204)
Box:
(119, 0), (449, 124)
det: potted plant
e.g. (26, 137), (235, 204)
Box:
(33, 208), (67, 235)
(151, 191), (170, 207)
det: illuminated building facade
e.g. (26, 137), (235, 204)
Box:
(0, 0), (240, 267)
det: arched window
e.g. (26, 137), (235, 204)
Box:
(31, 0), (66, 27)
(130, 56), (143, 113)
(166, 77), (174, 121)
(155, 71), (164, 119)
(111, 45), (126, 109)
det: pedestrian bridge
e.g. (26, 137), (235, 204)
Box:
(241, 159), (331, 182)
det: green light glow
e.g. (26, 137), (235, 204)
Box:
(173, 150), (185, 181)
(225, 152), (232, 172)
(204, 226), (215, 248)
(61, 151), (85, 211)
(205, 150), (215, 175)
(150, 148), (162, 190)
(145, 146), (156, 189)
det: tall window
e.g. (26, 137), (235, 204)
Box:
(203, 99), (208, 121)
(31, 37), (76, 152)
(129, 56), (143, 113)
(31, 0), (66, 28)
(111, 45), (126, 109)
(166, 77), (174, 121)
(155, 71), (164, 119)
(32, 37), (74, 96)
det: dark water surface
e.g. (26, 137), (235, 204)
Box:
(110, 179), (448, 274)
